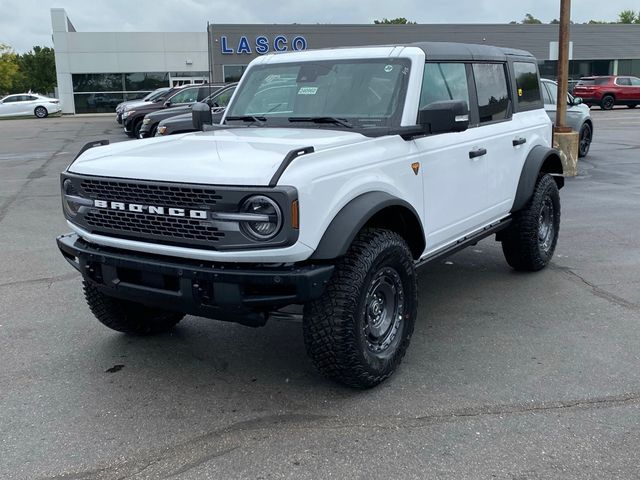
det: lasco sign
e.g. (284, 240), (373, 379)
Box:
(220, 35), (308, 54)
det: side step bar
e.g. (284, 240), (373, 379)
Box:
(415, 218), (512, 268)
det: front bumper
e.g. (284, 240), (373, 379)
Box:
(57, 233), (334, 325)
(138, 122), (152, 138)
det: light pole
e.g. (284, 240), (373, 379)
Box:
(555, 0), (571, 133)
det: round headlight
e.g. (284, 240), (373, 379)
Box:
(240, 195), (282, 240)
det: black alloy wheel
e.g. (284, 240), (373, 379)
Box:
(578, 122), (592, 157)
(601, 95), (615, 110)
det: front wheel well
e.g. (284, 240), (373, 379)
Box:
(363, 206), (425, 259)
(540, 152), (564, 189)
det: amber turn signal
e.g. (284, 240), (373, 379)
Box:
(291, 200), (299, 229)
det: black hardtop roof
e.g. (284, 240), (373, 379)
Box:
(406, 42), (535, 61)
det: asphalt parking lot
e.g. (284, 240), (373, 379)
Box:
(1, 110), (639, 479)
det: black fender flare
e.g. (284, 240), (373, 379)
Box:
(511, 146), (564, 213)
(310, 191), (425, 260)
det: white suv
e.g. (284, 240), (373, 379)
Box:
(57, 43), (564, 388)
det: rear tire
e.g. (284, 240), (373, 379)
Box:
(34, 106), (48, 118)
(303, 228), (417, 388)
(83, 281), (184, 334)
(600, 95), (615, 110)
(501, 174), (561, 272)
(578, 122), (592, 157)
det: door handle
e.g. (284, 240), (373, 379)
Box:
(512, 137), (527, 146)
(469, 148), (487, 159)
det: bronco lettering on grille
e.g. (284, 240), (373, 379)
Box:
(93, 199), (207, 219)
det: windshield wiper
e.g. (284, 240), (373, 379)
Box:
(225, 115), (266, 125)
(288, 116), (353, 129)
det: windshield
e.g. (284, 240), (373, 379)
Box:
(226, 59), (411, 128)
(147, 88), (169, 102)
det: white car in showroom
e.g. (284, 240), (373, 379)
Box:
(0, 93), (62, 118)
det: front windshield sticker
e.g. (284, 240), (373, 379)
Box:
(298, 86), (318, 95)
(384, 65), (394, 73)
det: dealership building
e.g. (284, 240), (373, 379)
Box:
(51, 8), (640, 114)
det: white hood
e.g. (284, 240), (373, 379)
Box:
(69, 128), (369, 186)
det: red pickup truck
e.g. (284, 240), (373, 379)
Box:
(573, 76), (640, 110)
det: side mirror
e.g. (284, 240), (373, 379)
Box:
(192, 102), (213, 131)
(418, 100), (469, 134)
(163, 100), (171, 108)
(571, 96), (583, 106)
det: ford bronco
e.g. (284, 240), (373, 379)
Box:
(57, 43), (564, 388)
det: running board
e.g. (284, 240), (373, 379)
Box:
(415, 218), (512, 268)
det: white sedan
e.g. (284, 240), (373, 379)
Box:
(0, 93), (62, 118)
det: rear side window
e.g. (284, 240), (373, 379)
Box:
(472, 63), (511, 123)
(616, 77), (631, 86)
(513, 62), (542, 110)
(419, 63), (470, 109)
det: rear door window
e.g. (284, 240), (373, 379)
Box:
(472, 63), (511, 123)
(616, 77), (632, 86)
(513, 62), (542, 110)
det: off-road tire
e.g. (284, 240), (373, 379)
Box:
(83, 281), (184, 334)
(303, 228), (417, 388)
(501, 173), (560, 271)
(600, 95), (615, 110)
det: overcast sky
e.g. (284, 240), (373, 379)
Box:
(0, 0), (633, 52)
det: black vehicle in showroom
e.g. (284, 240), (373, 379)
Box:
(138, 83), (233, 138)
(122, 84), (217, 138)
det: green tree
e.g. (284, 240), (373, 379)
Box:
(374, 17), (417, 24)
(522, 13), (543, 24)
(618, 9), (638, 23)
(0, 43), (20, 94)
(16, 46), (57, 94)
(550, 18), (560, 24)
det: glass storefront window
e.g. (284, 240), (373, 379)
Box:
(538, 60), (614, 80)
(223, 65), (247, 83)
(124, 72), (170, 91)
(74, 93), (127, 113)
(72, 73), (124, 92)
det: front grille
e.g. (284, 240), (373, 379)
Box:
(85, 209), (225, 243)
(64, 173), (298, 251)
(80, 179), (222, 208)
(77, 178), (227, 247)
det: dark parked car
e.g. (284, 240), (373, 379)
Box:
(115, 87), (171, 124)
(122, 84), (217, 138)
(155, 85), (237, 136)
(138, 83), (233, 138)
(573, 75), (640, 110)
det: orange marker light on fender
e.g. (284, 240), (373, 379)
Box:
(291, 200), (299, 229)
(411, 162), (420, 175)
